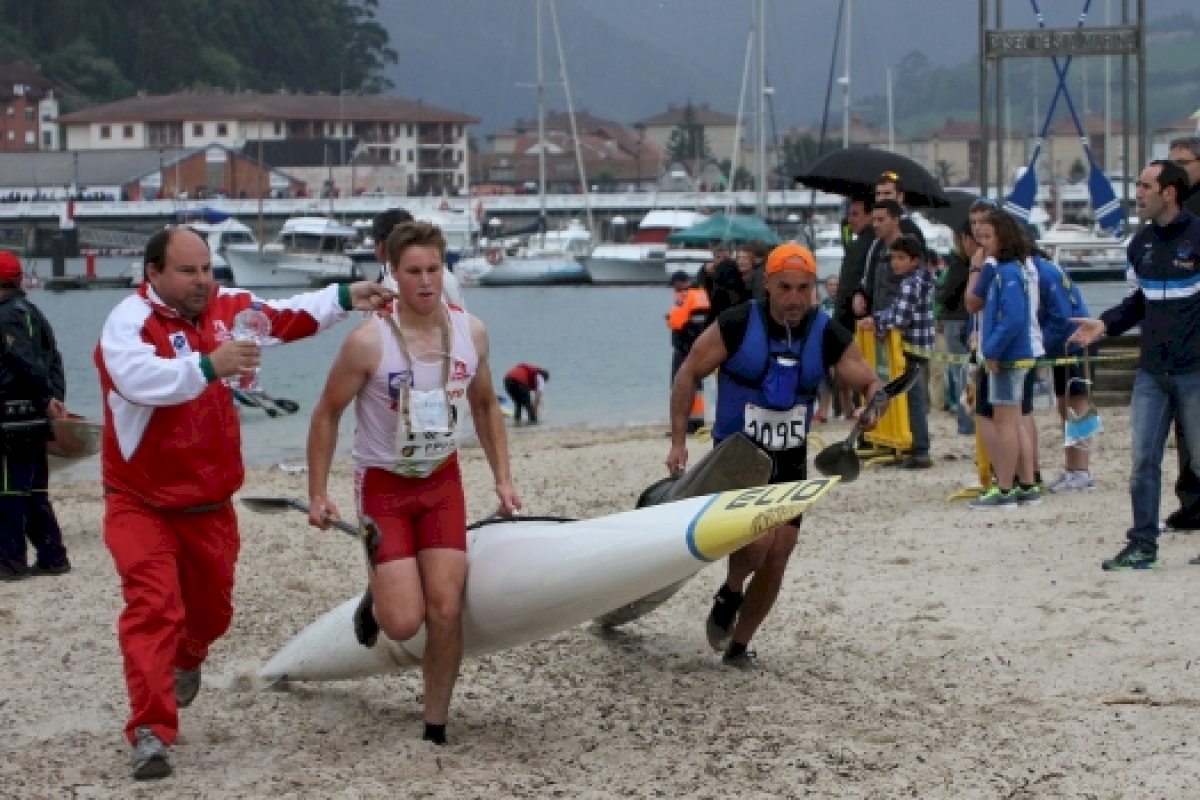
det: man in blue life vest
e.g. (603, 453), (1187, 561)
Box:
(667, 243), (887, 669)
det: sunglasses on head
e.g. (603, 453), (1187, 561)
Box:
(969, 198), (999, 212)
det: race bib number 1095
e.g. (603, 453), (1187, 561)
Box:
(743, 404), (806, 452)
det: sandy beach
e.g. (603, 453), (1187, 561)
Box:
(4, 408), (1200, 798)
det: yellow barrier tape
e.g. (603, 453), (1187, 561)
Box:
(901, 344), (1138, 369)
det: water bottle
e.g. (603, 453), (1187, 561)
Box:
(226, 307), (271, 392)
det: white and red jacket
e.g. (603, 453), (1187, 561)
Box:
(95, 282), (353, 509)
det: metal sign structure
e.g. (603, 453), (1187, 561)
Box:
(984, 26), (1140, 59)
(977, 0), (1146, 214)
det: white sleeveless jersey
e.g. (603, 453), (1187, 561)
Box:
(352, 305), (478, 477)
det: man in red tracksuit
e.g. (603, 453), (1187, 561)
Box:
(96, 227), (392, 780)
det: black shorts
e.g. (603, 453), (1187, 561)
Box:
(975, 366), (1036, 418)
(1051, 344), (1099, 398)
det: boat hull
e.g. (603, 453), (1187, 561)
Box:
(478, 257), (590, 286)
(225, 247), (357, 288)
(580, 255), (669, 285)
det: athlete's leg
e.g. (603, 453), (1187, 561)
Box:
(723, 535), (774, 595)
(730, 524), (799, 646)
(358, 468), (426, 641)
(416, 548), (467, 726)
(371, 558), (425, 642)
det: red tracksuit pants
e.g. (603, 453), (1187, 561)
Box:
(103, 492), (240, 745)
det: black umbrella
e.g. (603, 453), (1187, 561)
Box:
(796, 149), (949, 208)
(923, 189), (982, 234)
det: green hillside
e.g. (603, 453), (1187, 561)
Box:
(0, 0), (395, 105)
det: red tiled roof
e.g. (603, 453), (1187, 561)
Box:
(57, 91), (479, 125)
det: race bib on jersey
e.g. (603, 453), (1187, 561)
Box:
(743, 403), (806, 452)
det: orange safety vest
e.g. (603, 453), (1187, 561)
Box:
(667, 288), (710, 332)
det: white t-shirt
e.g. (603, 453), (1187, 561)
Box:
(1022, 258), (1045, 357)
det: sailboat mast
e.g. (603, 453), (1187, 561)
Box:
(536, 0), (547, 247)
(755, 0), (768, 217)
(842, 0), (852, 148)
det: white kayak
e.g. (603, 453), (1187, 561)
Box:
(260, 477), (838, 682)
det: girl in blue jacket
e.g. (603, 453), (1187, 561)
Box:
(972, 210), (1037, 509)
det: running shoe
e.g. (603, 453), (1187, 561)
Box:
(705, 588), (742, 653)
(969, 487), (1018, 511)
(130, 727), (171, 780)
(1048, 471), (1096, 494)
(29, 561), (71, 577)
(1101, 542), (1159, 571)
(174, 667), (201, 709)
(721, 647), (760, 672)
(1015, 484), (1044, 506)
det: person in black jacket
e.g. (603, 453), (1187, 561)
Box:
(1165, 136), (1200, 530)
(1069, 160), (1200, 571)
(706, 240), (767, 326)
(834, 197), (874, 332)
(0, 251), (69, 581)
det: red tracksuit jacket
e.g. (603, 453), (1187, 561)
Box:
(95, 282), (352, 509)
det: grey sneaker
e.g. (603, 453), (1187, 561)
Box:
(721, 647), (760, 672)
(174, 667), (201, 709)
(130, 727), (171, 780)
(969, 487), (1019, 510)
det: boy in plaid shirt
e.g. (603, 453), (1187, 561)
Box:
(859, 235), (934, 467)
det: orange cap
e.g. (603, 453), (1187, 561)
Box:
(765, 243), (817, 277)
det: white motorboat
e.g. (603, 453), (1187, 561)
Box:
(225, 217), (366, 288)
(1038, 226), (1129, 284)
(581, 210), (708, 285)
(477, 220), (592, 286)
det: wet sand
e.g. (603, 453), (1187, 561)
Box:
(4, 409), (1200, 797)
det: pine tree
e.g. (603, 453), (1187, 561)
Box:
(665, 102), (712, 173)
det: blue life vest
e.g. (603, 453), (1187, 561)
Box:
(714, 302), (829, 444)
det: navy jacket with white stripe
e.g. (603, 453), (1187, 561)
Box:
(1101, 209), (1200, 375)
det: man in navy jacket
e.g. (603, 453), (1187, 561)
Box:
(1071, 160), (1200, 570)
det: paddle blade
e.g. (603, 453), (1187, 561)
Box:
(240, 496), (304, 515)
(1087, 162), (1124, 234)
(269, 397), (301, 414)
(813, 442), (861, 482)
(884, 364), (922, 397)
(1004, 156), (1041, 223)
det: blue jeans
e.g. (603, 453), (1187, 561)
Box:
(907, 358), (931, 456)
(1128, 370), (1200, 547)
(942, 320), (974, 435)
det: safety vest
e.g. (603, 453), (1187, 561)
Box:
(714, 302), (829, 444)
(667, 288), (710, 332)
